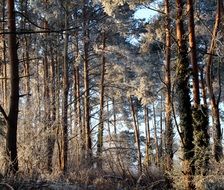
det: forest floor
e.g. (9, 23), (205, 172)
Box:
(0, 179), (170, 190)
(0, 168), (171, 190)
(1, 162), (224, 190)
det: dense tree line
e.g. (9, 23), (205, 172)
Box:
(0, 0), (224, 189)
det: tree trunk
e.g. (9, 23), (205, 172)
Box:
(75, 66), (83, 163)
(200, 67), (208, 107)
(42, 15), (54, 173)
(187, 0), (200, 108)
(43, 55), (51, 171)
(73, 26), (83, 164)
(2, 0), (8, 109)
(6, 0), (20, 173)
(96, 32), (106, 169)
(112, 98), (117, 135)
(144, 105), (151, 166)
(0, 0), (7, 110)
(159, 98), (163, 163)
(176, 0), (194, 188)
(164, 0), (173, 172)
(187, 0), (209, 175)
(24, 37), (30, 102)
(83, 0), (92, 163)
(206, 0), (223, 162)
(152, 102), (159, 166)
(47, 48), (57, 173)
(130, 97), (142, 174)
(62, 7), (69, 174)
(55, 53), (63, 170)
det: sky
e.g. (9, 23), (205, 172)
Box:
(134, 8), (156, 21)
(134, 0), (161, 21)
(126, 7), (158, 45)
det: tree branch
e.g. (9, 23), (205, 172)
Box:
(0, 104), (8, 122)
(0, 27), (78, 35)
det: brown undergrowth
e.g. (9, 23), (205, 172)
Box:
(0, 164), (170, 190)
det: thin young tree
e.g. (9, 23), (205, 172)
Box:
(130, 96), (142, 174)
(83, 0), (92, 163)
(164, 0), (173, 171)
(152, 102), (159, 166)
(206, 0), (223, 162)
(96, 31), (107, 169)
(62, 3), (69, 173)
(144, 105), (151, 166)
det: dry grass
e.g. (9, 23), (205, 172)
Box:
(171, 158), (224, 190)
(0, 164), (169, 190)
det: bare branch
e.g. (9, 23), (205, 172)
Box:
(0, 104), (8, 122)
(0, 183), (14, 190)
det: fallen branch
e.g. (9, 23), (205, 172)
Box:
(148, 179), (166, 189)
(0, 182), (14, 190)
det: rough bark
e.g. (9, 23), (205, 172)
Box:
(55, 53), (63, 170)
(0, 0), (7, 109)
(1, 0), (8, 109)
(75, 66), (83, 163)
(62, 8), (69, 174)
(164, 0), (173, 171)
(6, 0), (20, 173)
(83, 0), (92, 163)
(187, 0), (209, 175)
(43, 55), (51, 171)
(74, 29), (84, 164)
(176, 0), (194, 188)
(47, 48), (57, 173)
(96, 32), (106, 168)
(187, 0), (200, 107)
(42, 16), (54, 173)
(24, 37), (30, 102)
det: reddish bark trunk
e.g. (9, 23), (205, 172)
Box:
(6, 0), (20, 173)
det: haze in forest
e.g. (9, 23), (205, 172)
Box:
(0, 0), (223, 190)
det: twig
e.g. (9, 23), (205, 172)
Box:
(148, 179), (166, 189)
(171, 79), (185, 147)
(0, 183), (14, 190)
(0, 104), (8, 122)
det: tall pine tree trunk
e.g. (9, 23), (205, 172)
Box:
(42, 16), (53, 173)
(47, 48), (57, 173)
(6, 0), (19, 173)
(96, 32), (106, 168)
(176, 0), (194, 188)
(62, 7), (69, 173)
(73, 27), (83, 164)
(1, 0), (8, 109)
(83, 0), (92, 163)
(206, 0), (223, 162)
(130, 97), (142, 174)
(187, 0), (209, 175)
(55, 53), (63, 170)
(164, 0), (173, 171)
(75, 66), (83, 163)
